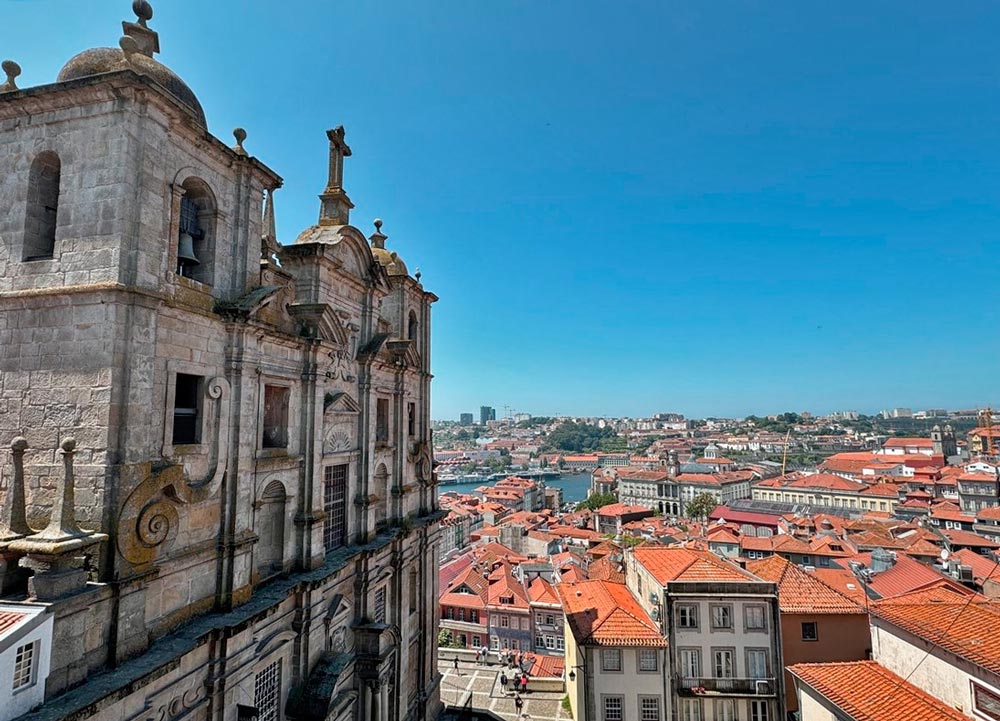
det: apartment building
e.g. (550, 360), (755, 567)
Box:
(561, 580), (669, 721)
(626, 547), (784, 721)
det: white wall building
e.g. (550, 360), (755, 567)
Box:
(0, 605), (52, 721)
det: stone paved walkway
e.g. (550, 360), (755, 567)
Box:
(438, 659), (573, 721)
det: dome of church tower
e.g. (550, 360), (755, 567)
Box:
(56, 2), (207, 127)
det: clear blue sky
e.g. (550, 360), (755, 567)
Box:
(6, 1), (1000, 420)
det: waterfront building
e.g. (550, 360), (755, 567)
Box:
(626, 546), (785, 721)
(0, 4), (440, 719)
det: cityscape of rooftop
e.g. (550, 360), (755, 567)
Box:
(3, 3), (1000, 721)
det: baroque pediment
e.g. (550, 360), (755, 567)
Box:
(289, 303), (360, 347)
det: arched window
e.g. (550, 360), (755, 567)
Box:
(256, 481), (287, 579)
(177, 178), (216, 285)
(374, 463), (389, 530)
(23, 151), (61, 261)
(407, 310), (419, 342)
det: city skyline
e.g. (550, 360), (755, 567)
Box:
(8, 1), (1000, 422)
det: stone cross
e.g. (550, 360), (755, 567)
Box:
(319, 127), (355, 225)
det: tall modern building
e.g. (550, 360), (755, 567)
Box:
(479, 406), (496, 425)
(0, 4), (442, 720)
(459, 413), (474, 426)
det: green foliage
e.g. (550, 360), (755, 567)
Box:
(438, 630), (453, 647)
(619, 534), (644, 547)
(562, 696), (573, 718)
(543, 421), (617, 453)
(517, 416), (553, 428)
(576, 491), (617, 511)
(685, 492), (718, 519)
(599, 436), (628, 453)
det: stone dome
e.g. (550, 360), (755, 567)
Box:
(369, 220), (408, 276)
(57, 46), (206, 128)
(54, 2), (206, 128)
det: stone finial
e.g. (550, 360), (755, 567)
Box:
(133, 0), (153, 26)
(0, 437), (32, 541)
(233, 127), (248, 156)
(0, 60), (21, 93)
(122, 0), (160, 56)
(261, 188), (279, 263)
(370, 219), (388, 250)
(318, 126), (354, 225)
(33, 438), (85, 541)
(414, 267), (422, 283)
(119, 35), (141, 60)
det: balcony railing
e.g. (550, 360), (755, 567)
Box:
(676, 676), (776, 696)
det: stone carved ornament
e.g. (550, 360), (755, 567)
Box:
(117, 377), (231, 567)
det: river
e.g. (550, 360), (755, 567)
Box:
(436, 471), (592, 503)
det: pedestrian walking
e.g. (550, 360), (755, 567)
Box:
(514, 693), (524, 715)
(453, 656), (460, 675)
(500, 672), (508, 694)
(521, 673), (529, 694)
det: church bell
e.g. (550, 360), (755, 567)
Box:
(177, 232), (200, 265)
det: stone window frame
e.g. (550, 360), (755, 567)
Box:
(162, 360), (212, 457)
(676, 603), (699, 630)
(745, 647), (770, 679)
(600, 648), (623, 673)
(743, 604), (768, 633)
(709, 603), (734, 632)
(638, 695), (661, 721)
(22, 150), (62, 263)
(637, 648), (658, 673)
(256, 375), (297, 459)
(254, 479), (289, 580)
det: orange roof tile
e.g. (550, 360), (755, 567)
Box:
(527, 577), (561, 606)
(632, 546), (757, 584)
(0, 611), (27, 636)
(559, 580), (665, 647)
(872, 589), (1000, 675)
(588, 555), (626, 584)
(788, 661), (966, 721)
(745, 555), (863, 614)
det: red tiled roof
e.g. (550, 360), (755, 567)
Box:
(633, 546), (757, 584)
(952, 548), (1000, 585)
(588, 555), (626, 584)
(527, 577), (561, 606)
(708, 507), (782, 527)
(788, 661), (966, 721)
(745, 555), (862, 614)
(839, 552), (970, 599)
(596, 503), (653, 517)
(872, 588), (1000, 675)
(559, 580), (666, 647)
(940, 528), (1000, 549)
(810, 568), (869, 605)
(0, 611), (28, 636)
(883, 437), (935, 448)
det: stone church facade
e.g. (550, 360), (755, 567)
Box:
(0, 3), (442, 720)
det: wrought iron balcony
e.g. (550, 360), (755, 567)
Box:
(676, 676), (776, 696)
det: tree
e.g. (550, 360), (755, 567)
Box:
(576, 491), (617, 512)
(438, 629), (453, 648)
(543, 421), (617, 453)
(686, 492), (718, 519)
